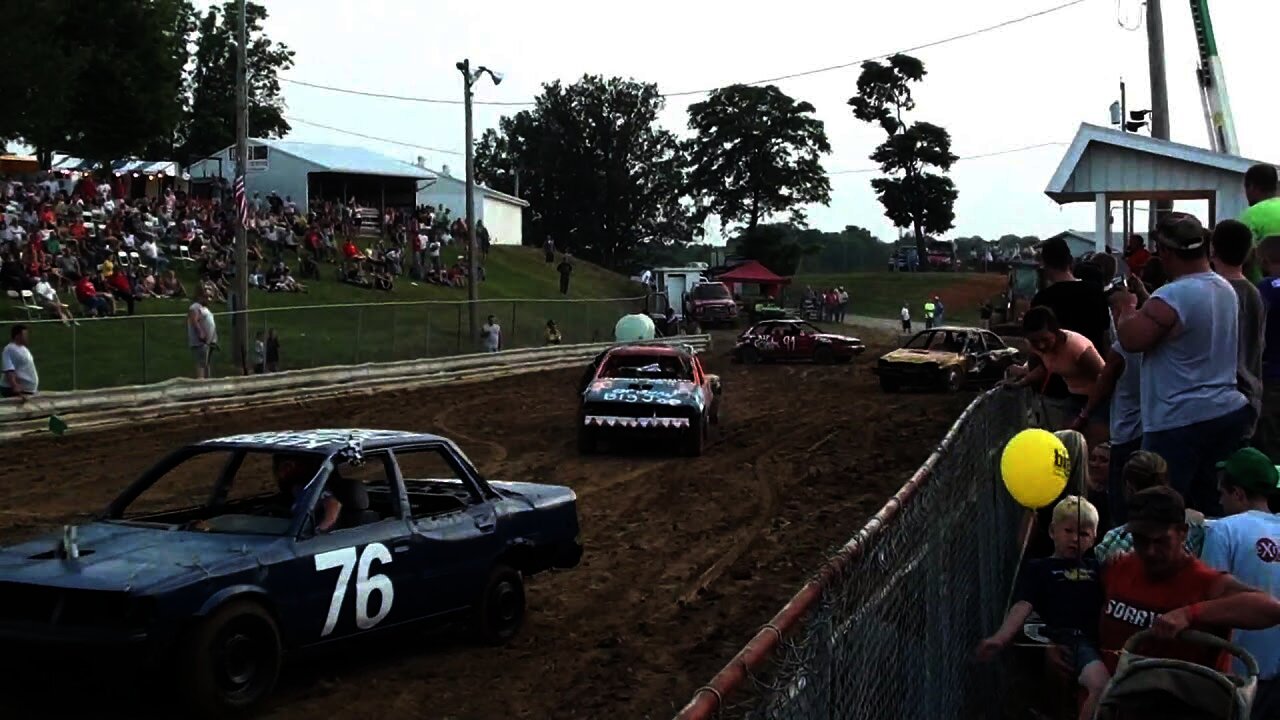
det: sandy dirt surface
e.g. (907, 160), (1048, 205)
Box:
(5, 332), (975, 720)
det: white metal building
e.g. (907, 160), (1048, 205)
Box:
(187, 138), (434, 211)
(1045, 123), (1277, 252)
(414, 163), (529, 247)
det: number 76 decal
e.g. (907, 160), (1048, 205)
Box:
(314, 543), (395, 637)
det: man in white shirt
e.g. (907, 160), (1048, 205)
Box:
(900, 303), (911, 333)
(188, 289), (218, 379)
(1, 324), (38, 399)
(33, 276), (73, 324)
(140, 237), (167, 272)
(481, 315), (501, 353)
(1202, 447), (1280, 719)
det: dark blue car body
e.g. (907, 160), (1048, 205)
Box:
(0, 429), (582, 711)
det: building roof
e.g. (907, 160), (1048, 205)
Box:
(252, 139), (434, 179)
(1045, 123), (1274, 204)
(51, 156), (180, 176)
(1044, 229), (1149, 247)
(715, 259), (790, 285)
(426, 171), (530, 207)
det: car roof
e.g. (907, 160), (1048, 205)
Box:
(919, 326), (974, 333)
(198, 428), (447, 453)
(605, 344), (687, 357)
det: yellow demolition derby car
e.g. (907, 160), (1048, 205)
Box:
(873, 326), (1021, 393)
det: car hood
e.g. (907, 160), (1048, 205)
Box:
(691, 298), (734, 306)
(490, 480), (577, 509)
(814, 333), (863, 345)
(879, 348), (962, 365)
(0, 522), (276, 592)
(582, 378), (702, 406)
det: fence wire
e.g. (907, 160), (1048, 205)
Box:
(705, 389), (1042, 720)
(17, 296), (645, 391)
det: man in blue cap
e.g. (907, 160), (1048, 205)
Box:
(1202, 447), (1280, 719)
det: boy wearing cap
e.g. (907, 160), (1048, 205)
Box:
(1099, 487), (1280, 676)
(1202, 447), (1280, 718)
(976, 496), (1108, 720)
(1114, 212), (1251, 516)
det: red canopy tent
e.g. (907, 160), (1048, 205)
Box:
(714, 260), (790, 299)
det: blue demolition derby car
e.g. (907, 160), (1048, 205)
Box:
(0, 429), (583, 716)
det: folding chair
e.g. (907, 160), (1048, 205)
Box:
(117, 250), (129, 266)
(129, 251), (141, 267)
(178, 245), (193, 262)
(14, 290), (42, 319)
(6, 290), (34, 319)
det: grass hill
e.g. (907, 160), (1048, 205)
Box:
(794, 271), (1008, 323)
(12, 246), (644, 391)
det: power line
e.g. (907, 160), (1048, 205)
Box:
(828, 141), (1067, 175)
(285, 116), (464, 156)
(279, 0), (1091, 107)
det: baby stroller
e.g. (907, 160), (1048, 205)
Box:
(1096, 629), (1258, 719)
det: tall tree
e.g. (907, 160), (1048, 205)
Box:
(685, 84), (831, 232)
(179, 1), (293, 162)
(475, 75), (694, 269)
(849, 54), (958, 269)
(0, 0), (193, 168)
(730, 223), (818, 276)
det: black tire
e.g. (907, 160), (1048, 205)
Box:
(176, 599), (282, 719)
(880, 377), (901, 393)
(814, 346), (835, 365)
(740, 345), (760, 365)
(474, 565), (526, 645)
(943, 367), (963, 393)
(684, 420), (705, 457)
(578, 425), (596, 455)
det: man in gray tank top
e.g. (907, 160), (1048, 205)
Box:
(1114, 213), (1251, 516)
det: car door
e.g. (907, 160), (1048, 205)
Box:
(793, 325), (819, 360)
(389, 444), (504, 618)
(283, 452), (424, 647)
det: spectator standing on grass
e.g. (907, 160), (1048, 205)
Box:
(976, 496), (1108, 720)
(933, 295), (945, 326)
(253, 331), (265, 374)
(481, 315), (501, 353)
(1212, 219), (1266, 441)
(900, 303), (911, 333)
(923, 297), (935, 329)
(478, 220), (491, 259)
(1255, 235), (1280, 461)
(1242, 164), (1280, 283)
(1, 324), (37, 400)
(1201, 447), (1280, 719)
(557, 254), (574, 296)
(1115, 213), (1250, 516)
(544, 237), (555, 264)
(187, 288), (217, 379)
(266, 329), (280, 372)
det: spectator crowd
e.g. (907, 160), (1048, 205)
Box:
(980, 163), (1280, 720)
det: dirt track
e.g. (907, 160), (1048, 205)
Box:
(6, 332), (974, 720)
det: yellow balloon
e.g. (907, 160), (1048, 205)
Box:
(1000, 428), (1070, 509)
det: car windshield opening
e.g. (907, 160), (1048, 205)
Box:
(600, 354), (692, 381)
(109, 448), (329, 536)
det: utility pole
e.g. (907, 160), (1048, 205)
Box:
(459, 59), (480, 344)
(231, 0), (250, 374)
(1146, 0), (1170, 234)
(457, 59), (503, 345)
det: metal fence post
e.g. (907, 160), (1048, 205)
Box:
(510, 301), (517, 349)
(141, 317), (148, 385)
(389, 305), (397, 361)
(425, 310), (431, 358)
(71, 321), (78, 391)
(355, 306), (363, 364)
(456, 303), (462, 354)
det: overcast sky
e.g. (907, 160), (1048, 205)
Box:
(211, 0), (1277, 243)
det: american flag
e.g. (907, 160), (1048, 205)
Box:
(233, 173), (248, 227)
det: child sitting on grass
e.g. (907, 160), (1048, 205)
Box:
(976, 495), (1109, 720)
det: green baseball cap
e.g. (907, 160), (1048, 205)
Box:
(1217, 448), (1280, 496)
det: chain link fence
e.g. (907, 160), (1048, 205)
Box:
(679, 388), (1044, 720)
(17, 296), (646, 391)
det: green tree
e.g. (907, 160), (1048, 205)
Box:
(684, 84), (832, 231)
(730, 223), (816, 276)
(849, 54), (958, 270)
(178, 1), (293, 162)
(0, 0), (193, 168)
(475, 75), (695, 269)
(798, 225), (892, 273)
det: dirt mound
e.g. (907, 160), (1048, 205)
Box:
(5, 336), (975, 719)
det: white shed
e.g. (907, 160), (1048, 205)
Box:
(1045, 123), (1277, 253)
(415, 164), (528, 246)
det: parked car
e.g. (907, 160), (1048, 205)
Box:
(0, 429), (583, 716)
(873, 327), (1021, 392)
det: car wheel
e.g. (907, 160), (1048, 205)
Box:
(177, 599), (282, 719)
(577, 425), (596, 455)
(740, 345), (760, 365)
(880, 377), (901, 393)
(943, 367), (963, 392)
(474, 564), (526, 645)
(813, 346), (835, 365)
(684, 420), (705, 457)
